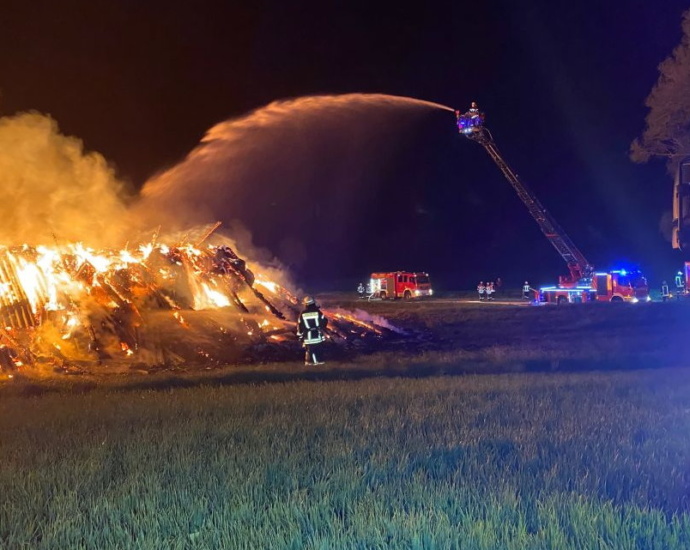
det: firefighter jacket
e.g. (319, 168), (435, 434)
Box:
(297, 305), (327, 345)
(675, 274), (684, 289)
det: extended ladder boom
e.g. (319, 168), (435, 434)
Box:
(456, 106), (593, 282)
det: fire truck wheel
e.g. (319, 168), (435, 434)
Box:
(380, 291), (387, 300)
(610, 296), (624, 303)
(403, 290), (412, 300)
(556, 296), (567, 305)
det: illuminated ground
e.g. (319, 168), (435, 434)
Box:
(3, 294), (690, 548)
(3, 291), (689, 388)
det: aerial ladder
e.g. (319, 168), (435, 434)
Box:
(455, 103), (648, 303)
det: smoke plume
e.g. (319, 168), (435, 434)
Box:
(0, 93), (451, 273)
(133, 93), (452, 270)
(0, 112), (130, 246)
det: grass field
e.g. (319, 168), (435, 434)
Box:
(2, 298), (690, 548)
(324, 297), (690, 371)
(2, 368), (690, 549)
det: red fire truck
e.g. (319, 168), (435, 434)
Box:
(537, 269), (649, 304)
(456, 105), (650, 304)
(369, 272), (433, 300)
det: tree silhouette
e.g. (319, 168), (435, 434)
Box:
(632, 9), (690, 174)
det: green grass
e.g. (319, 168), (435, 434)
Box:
(2, 369), (690, 548)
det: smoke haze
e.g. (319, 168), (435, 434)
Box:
(0, 94), (451, 284)
(134, 93), (451, 275)
(0, 112), (130, 246)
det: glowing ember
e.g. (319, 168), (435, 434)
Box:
(255, 280), (278, 293)
(0, 235), (387, 372)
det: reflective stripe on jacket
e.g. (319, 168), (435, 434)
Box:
(298, 311), (325, 344)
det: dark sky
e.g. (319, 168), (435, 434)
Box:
(1, 0), (688, 290)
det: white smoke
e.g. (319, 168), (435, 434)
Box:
(0, 112), (131, 246)
(0, 93), (451, 274)
(330, 307), (407, 334)
(132, 93), (452, 247)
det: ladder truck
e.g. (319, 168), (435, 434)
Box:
(456, 103), (649, 304)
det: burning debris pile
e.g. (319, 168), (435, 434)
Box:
(0, 226), (385, 375)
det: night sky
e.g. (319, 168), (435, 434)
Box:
(1, 0), (688, 290)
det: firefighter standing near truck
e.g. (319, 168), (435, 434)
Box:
(297, 296), (328, 365)
(357, 282), (365, 298)
(675, 271), (685, 298)
(661, 280), (670, 302)
(477, 281), (486, 301)
(523, 281), (531, 300)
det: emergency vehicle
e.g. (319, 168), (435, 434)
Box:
(538, 269), (649, 304)
(369, 272), (433, 300)
(456, 104), (650, 304)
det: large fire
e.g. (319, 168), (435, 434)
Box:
(0, 109), (395, 378)
(0, 226), (383, 375)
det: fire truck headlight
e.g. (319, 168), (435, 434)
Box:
(646, 296), (652, 302)
(631, 297), (639, 304)
(414, 290), (420, 296)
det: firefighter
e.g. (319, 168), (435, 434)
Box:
(467, 101), (484, 126)
(297, 296), (328, 365)
(675, 271), (684, 297)
(486, 281), (495, 301)
(357, 282), (365, 298)
(477, 281), (486, 301)
(661, 280), (670, 302)
(522, 281), (531, 300)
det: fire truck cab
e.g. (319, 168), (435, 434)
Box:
(539, 270), (649, 304)
(369, 271), (433, 300)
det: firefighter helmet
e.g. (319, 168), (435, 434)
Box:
(302, 296), (315, 306)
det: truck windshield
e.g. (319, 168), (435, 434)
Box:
(631, 275), (647, 288)
(617, 274), (647, 288)
(416, 275), (430, 285)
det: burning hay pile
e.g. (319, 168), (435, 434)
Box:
(0, 226), (385, 375)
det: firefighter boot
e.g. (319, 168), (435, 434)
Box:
(311, 352), (325, 366)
